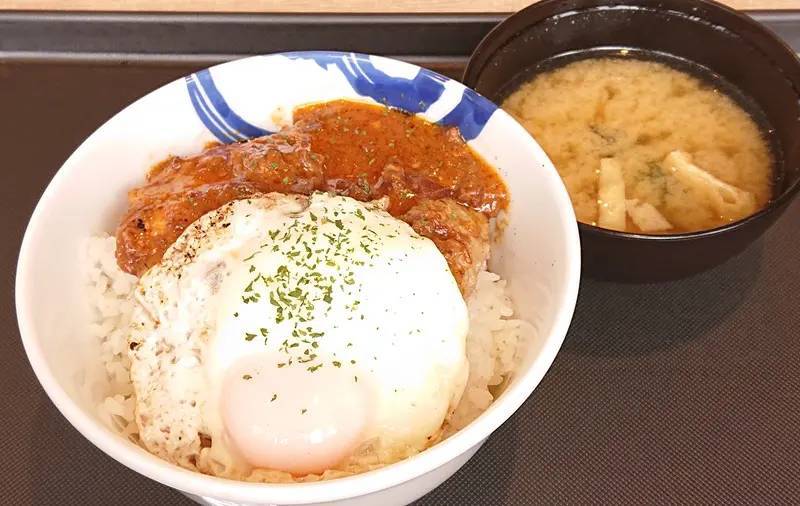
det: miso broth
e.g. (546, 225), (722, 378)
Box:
(502, 57), (774, 233)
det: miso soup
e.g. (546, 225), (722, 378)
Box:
(502, 57), (773, 233)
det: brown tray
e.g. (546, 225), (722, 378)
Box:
(2, 12), (800, 505)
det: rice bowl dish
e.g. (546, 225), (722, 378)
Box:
(16, 52), (580, 505)
(88, 96), (529, 482)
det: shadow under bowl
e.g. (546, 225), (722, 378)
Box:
(464, 0), (800, 282)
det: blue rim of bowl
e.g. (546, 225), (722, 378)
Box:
(184, 50), (499, 144)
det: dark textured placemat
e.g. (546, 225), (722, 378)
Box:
(2, 61), (798, 505)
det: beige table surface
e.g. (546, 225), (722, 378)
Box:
(1, 0), (798, 13)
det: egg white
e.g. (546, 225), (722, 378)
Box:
(128, 192), (469, 477)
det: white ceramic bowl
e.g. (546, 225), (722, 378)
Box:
(16, 52), (580, 505)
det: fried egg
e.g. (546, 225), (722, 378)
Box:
(128, 192), (469, 477)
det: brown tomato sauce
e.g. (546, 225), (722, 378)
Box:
(294, 100), (507, 216)
(116, 99), (508, 276)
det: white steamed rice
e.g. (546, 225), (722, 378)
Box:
(85, 234), (525, 482)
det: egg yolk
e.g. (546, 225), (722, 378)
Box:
(221, 352), (370, 475)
